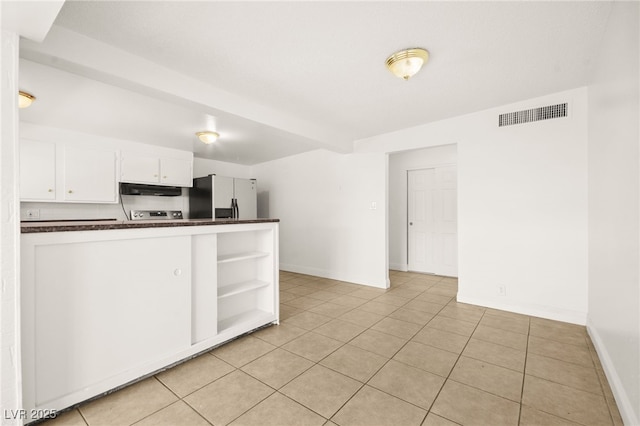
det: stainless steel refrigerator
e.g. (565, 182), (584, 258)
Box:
(189, 175), (257, 219)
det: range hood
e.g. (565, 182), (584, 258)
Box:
(119, 183), (182, 196)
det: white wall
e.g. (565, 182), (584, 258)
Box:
(358, 87), (589, 324)
(252, 149), (388, 288)
(586, 2), (640, 424)
(458, 90), (588, 324)
(193, 157), (252, 179)
(1, 30), (23, 425)
(388, 145), (457, 271)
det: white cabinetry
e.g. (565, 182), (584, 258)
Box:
(20, 139), (56, 201)
(21, 222), (278, 421)
(217, 229), (276, 335)
(161, 157), (193, 186)
(19, 139), (118, 203)
(22, 232), (191, 413)
(63, 147), (117, 202)
(121, 151), (192, 187)
(190, 224), (279, 343)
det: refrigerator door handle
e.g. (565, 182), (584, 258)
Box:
(235, 198), (240, 219)
(232, 198), (238, 219)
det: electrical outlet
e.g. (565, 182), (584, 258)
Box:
(497, 285), (507, 296)
(26, 209), (40, 219)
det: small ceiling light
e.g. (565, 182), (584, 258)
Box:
(385, 48), (429, 80)
(18, 91), (36, 108)
(196, 131), (219, 144)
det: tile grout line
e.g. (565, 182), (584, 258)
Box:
(58, 271), (617, 426)
(277, 274), (450, 424)
(323, 276), (449, 425)
(360, 279), (460, 420)
(420, 307), (491, 424)
(517, 314), (532, 425)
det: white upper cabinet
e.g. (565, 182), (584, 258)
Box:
(64, 147), (118, 203)
(19, 124), (194, 203)
(19, 140), (118, 203)
(120, 152), (159, 183)
(160, 157), (193, 187)
(121, 151), (193, 187)
(20, 139), (56, 201)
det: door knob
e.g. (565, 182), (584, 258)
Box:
(409, 222), (413, 226)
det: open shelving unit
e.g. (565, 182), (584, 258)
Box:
(217, 251), (270, 264)
(218, 280), (270, 299)
(216, 228), (277, 334)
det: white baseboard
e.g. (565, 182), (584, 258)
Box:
(587, 319), (639, 426)
(279, 263), (388, 289)
(456, 292), (587, 325)
(279, 263), (331, 279)
(389, 263), (408, 272)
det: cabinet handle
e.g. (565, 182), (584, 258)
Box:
(163, 175), (167, 179)
(173, 268), (182, 276)
(153, 174), (158, 177)
(48, 189), (53, 192)
(68, 190), (73, 194)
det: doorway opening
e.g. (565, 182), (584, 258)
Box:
(387, 144), (458, 277)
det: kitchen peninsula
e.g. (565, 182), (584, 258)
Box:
(20, 219), (279, 422)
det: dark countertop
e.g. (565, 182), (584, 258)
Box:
(21, 218), (279, 233)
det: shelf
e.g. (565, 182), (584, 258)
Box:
(217, 251), (269, 264)
(218, 280), (270, 299)
(217, 309), (274, 334)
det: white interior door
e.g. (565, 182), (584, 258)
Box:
(408, 166), (458, 276)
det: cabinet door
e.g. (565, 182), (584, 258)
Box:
(29, 235), (191, 407)
(64, 147), (117, 202)
(20, 139), (56, 201)
(160, 158), (192, 187)
(121, 152), (160, 184)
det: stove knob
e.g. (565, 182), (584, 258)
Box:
(139, 213), (144, 218)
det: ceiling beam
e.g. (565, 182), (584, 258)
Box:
(1, 1), (65, 42)
(20, 26), (353, 155)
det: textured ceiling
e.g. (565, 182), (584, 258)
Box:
(20, 1), (613, 164)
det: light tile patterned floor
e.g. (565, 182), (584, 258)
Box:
(45, 271), (622, 426)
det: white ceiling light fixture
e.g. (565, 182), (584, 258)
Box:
(385, 48), (429, 80)
(19, 91), (36, 108)
(196, 131), (219, 144)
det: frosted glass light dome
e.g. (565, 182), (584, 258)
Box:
(386, 48), (429, 80)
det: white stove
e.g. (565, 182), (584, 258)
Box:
(130, 210), (183, 221)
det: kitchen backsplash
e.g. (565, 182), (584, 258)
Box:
(20, 190), (189, 221)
